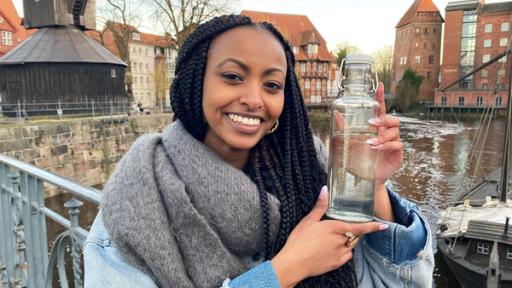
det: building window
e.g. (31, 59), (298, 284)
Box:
(476, 96), (483, 106)
(300, 62), (306, 73)
(415, 56), (421, 64)
(482, 69), (488, 77)
(132, 32), (141, 40)
(316, 80), (321, 90)
(317, 63), (322, 73)
(292, 46), (298, 54)
(427, 71), (432, 79)
(499, 56), (507, 63)
(307, 44), (318, 54)
(483, 39), (492, 48)
(416, 28), (420, 33)
(424, 28), (428, 34)
(433, 28), (436, 34)
(484, 24), (493, 33)
(400, 57), (404, 65)
(441, 96), (447, 106)
(146, 63), (149, 71)
(432, 42), (436, 49)
(111, 69), (116, 78)
(134, 77), (138, 84)
(458, 96), (465, 107)
(415, 42), (419, 47)
(477, 242), (489, 254)
(147, 76), (150, 84)
(483, 54), (491, 63)
(500, 38), (508, 47)
(305, 79), (310, 89)
(498, 69), (506, 76)
(482, 83), (488, 89)
(496, 96), (503, 107)
(507, 248), (512, 259)
(502, 22), (510, 32)
(429, 55), (434, 64)
(1, 31), (12, 45)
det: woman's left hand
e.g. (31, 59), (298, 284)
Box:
(367, 83), (403, 184)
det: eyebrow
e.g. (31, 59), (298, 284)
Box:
(216, 58), (286, 77)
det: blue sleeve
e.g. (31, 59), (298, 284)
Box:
(224, 261), (280, 288)
(364, 187), (429, 265)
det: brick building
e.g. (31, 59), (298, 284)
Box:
(392, 0), (444, 101)
(0, 0), (34, 58)
(241, 10), (339, 104)
(435, 0), (511, 110)
(91, 23), (177, 109)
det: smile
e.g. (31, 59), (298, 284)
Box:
(226, 113), (261, 126)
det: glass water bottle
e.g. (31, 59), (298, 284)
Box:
(326, 54), (380, 223)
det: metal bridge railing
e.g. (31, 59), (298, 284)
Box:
(0, 153), (101, 288)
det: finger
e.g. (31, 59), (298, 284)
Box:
(330, 221), (388, 236)
(369, 115), (400, 128)
(337, 250), (353, 267)
(376, 82), (386, 118)
(370, 141), (404, 152)
(335, 112), (345, 130)
(367, 127), (400, 146)
(303, 186), (329, 222)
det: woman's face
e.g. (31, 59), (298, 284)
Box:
(202, 26), (287, 151)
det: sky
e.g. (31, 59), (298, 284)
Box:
(11, 0), (509, 54)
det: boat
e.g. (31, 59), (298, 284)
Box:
(436, 48), (512, 288)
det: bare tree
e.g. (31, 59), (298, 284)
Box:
(148, 0), (236, 51)
(372, 45), (394, 94)
(333, 42), (361, 66)
(97, 0), (141, 102)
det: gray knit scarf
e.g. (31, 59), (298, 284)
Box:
(101, 121), (281, 287)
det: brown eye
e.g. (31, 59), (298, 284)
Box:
(221, 73), (243, 82)
(264, 81), (282, 90)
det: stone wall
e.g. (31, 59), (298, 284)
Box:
(0, 114), (172, 196)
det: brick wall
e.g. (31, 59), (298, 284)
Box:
(0, 115), (171, 196)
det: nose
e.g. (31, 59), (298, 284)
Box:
(239, 82), (263, 110)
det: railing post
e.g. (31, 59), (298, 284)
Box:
(8, 172), (27, 288)
(0, 163), (11, 288)
(64, 198), (84, 288)
(19, 172), (47, 287)
(91, 99), (95, 119)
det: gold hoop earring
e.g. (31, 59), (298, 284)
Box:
(267, 120), (279, 134)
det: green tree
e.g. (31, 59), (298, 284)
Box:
(333, 42), (360, 66)
(394, 68), (424, 112)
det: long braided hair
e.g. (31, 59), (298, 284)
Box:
(171, 14), (355, 287)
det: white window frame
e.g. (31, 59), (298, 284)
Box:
(501, 22), (510, 32)
(496, 96), (503, 107)
(483, 54), (491, 63)
(500, 38), (508, 47)
(458, 96), (465, 107)
(132, 32), (141, 41)
(415, 56), (421, 64)
(484, 24), (493, 33)
(316, 80), (321, 90)
(499, 56), (507, 63)
(483, 39), (492, 48)
(482, 69), (488, 77)
(307, 44), (318, 54)
(305, 79), (310, 89)
(477, 242), (489, 254)
(441, 96), (447, 106)
(111, 69), (116, 78)
(507, 248), (512, 259)
(300, 62), (306, 73)
(1, 31), (12, 45)
(476, 96), (483, 106)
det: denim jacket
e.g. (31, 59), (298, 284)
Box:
(84, 189), (434, 287)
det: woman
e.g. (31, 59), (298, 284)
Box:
(84, 15), (433, 287)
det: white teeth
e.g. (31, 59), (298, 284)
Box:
(227, 113), (261, 126)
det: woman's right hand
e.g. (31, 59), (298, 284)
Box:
(270, 186), (388, 288)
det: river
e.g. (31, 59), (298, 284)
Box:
(46, 115), (508, 287)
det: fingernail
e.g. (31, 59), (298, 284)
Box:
(319, 186), (328, 199)
(370, 144), (384, 150)
(378, 224), (389, 230)
(368, 118), (380, 125)
(366, 138), (379, 145)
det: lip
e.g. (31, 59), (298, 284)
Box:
(224, 112), (264, 134)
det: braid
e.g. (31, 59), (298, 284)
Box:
(171, 14), (355, 287)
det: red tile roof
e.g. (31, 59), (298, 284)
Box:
(0, 0), (35, 57)
(241, 10), (333, 62)
(396, 0), (441, 28)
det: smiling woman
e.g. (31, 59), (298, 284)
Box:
(83, 14), (434, 288)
